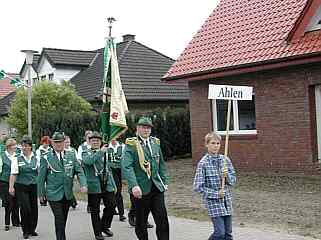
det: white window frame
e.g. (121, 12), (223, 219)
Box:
(212, 99), (257, 135)
(306, 5), (321, 32)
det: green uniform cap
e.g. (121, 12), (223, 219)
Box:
(51, 132), (65, 142)
(137, 117), (153, 127)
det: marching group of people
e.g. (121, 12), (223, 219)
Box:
(0, 116), (172, 240)
(0, 116), (237, 240)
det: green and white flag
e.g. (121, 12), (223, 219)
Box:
(100, 37), (128, 143)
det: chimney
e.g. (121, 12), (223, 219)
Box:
(122, 34), (135, 42)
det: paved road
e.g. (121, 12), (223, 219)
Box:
(0, 202), (317, 240)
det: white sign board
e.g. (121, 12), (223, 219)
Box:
(208, 84), (253, 100)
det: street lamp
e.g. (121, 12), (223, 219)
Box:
(21, 50), (38, 139)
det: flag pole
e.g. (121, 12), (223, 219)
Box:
(101, 17), (116, 190)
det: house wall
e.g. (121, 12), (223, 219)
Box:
(189, 62), (321, 172)
(54, 68), (81, 84)
(37, 57), (81, 84)
(21, 66), (38, 83)
(38, 58), (55, 80)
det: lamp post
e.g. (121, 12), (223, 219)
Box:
(21, 50), (37, 139)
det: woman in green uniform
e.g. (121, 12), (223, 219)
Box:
(0, 138), (20, 231)
(9, 136), (38, 239)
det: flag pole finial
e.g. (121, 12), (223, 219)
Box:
(107, 17), (116, 37)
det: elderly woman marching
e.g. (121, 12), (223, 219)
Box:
(9, 136), (38, 240)
(0, 138), (20, 231)
(193, 132), (236, 240)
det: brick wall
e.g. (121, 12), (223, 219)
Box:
(190, 63), (321, 173)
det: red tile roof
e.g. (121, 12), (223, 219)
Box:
(164, 0), (321, 80)
(0, 74), (16, 99)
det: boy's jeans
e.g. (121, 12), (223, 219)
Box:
(208, 215), (233, 240)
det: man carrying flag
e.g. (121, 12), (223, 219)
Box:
(82, 18), (129, 239)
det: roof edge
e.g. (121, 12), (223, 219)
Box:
(163, 52), (321, 82)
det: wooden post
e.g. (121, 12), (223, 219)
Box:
(220, 99), (231, 198)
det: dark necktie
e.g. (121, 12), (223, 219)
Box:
(145, 140), (151, 155)
(59, 152), (64, 166)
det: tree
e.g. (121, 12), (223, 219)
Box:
(7, 81), (98, 145)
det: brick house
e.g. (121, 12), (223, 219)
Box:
(163, 0), (321, 172)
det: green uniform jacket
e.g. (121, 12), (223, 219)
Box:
(15, 154), (38, 185)
(82, 149), (116, 194)
(122, 136), (169, 195)
(107, 144), (123, 169)
(0, 152), (11, 182)
(38, 150), (87, 201)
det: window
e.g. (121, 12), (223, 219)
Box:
(212, 96), (256, 135)
(306, 5), (321, 32)
(40, 75), (46, 81)
(48, 73), (54, 81)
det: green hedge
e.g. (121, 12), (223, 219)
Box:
(32, 107), (191, 160)
(123, 107), (191, 160)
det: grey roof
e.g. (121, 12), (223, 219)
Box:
(0, 91), (16, 116)
(70, 41), (189, 101)
(42, 48), (97, 67)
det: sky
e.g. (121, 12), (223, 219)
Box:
(0, 0), (219, 73)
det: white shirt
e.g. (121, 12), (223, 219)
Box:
(11, 152), (34, 175)
(139, 136), (153, 155)
(54, 151), (64, 161)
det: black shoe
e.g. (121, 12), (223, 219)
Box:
(128, 215), (135, 227)
(119, 215), (126, 222)
(23, 233), (30, 239)
(147, 221), (154, 228)
(95, 235), (104, 240)
(102, 228), (113, 237)
(30, 232), (38, 236)
(5, 225), (9, 231)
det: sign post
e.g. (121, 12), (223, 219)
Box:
(208, 84), (253, 197)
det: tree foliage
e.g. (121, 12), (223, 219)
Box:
(7, 81), (97, 145)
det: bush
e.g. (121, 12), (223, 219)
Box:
(123, 107), (191, 160)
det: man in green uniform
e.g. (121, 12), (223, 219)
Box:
(82, 131), (116, 239)
(38, 131), (87, 240)
(122, 117), (169, 240)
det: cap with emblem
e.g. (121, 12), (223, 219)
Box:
(137, 117), (153, 127)
(51, 131), (65, 142)
(88, 131), (102, 140)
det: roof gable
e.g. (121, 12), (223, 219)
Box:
(71, 40), (188, 101)
(0, 75), (16, 99)
(288, 0), (321, 40)
(164, 0), (321, 81)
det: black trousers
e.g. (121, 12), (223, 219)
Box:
(88, 191), (116, 237)
(133, 184), (169, 240)
(15, 183), (38, 235)
(111, 167), (124, 216)
(129, 193), (136, 217)
(0, 180), (20, 226)
(49, 196), (71, 240)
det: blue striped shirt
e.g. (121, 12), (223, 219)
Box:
(193, 153), (236, 217)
